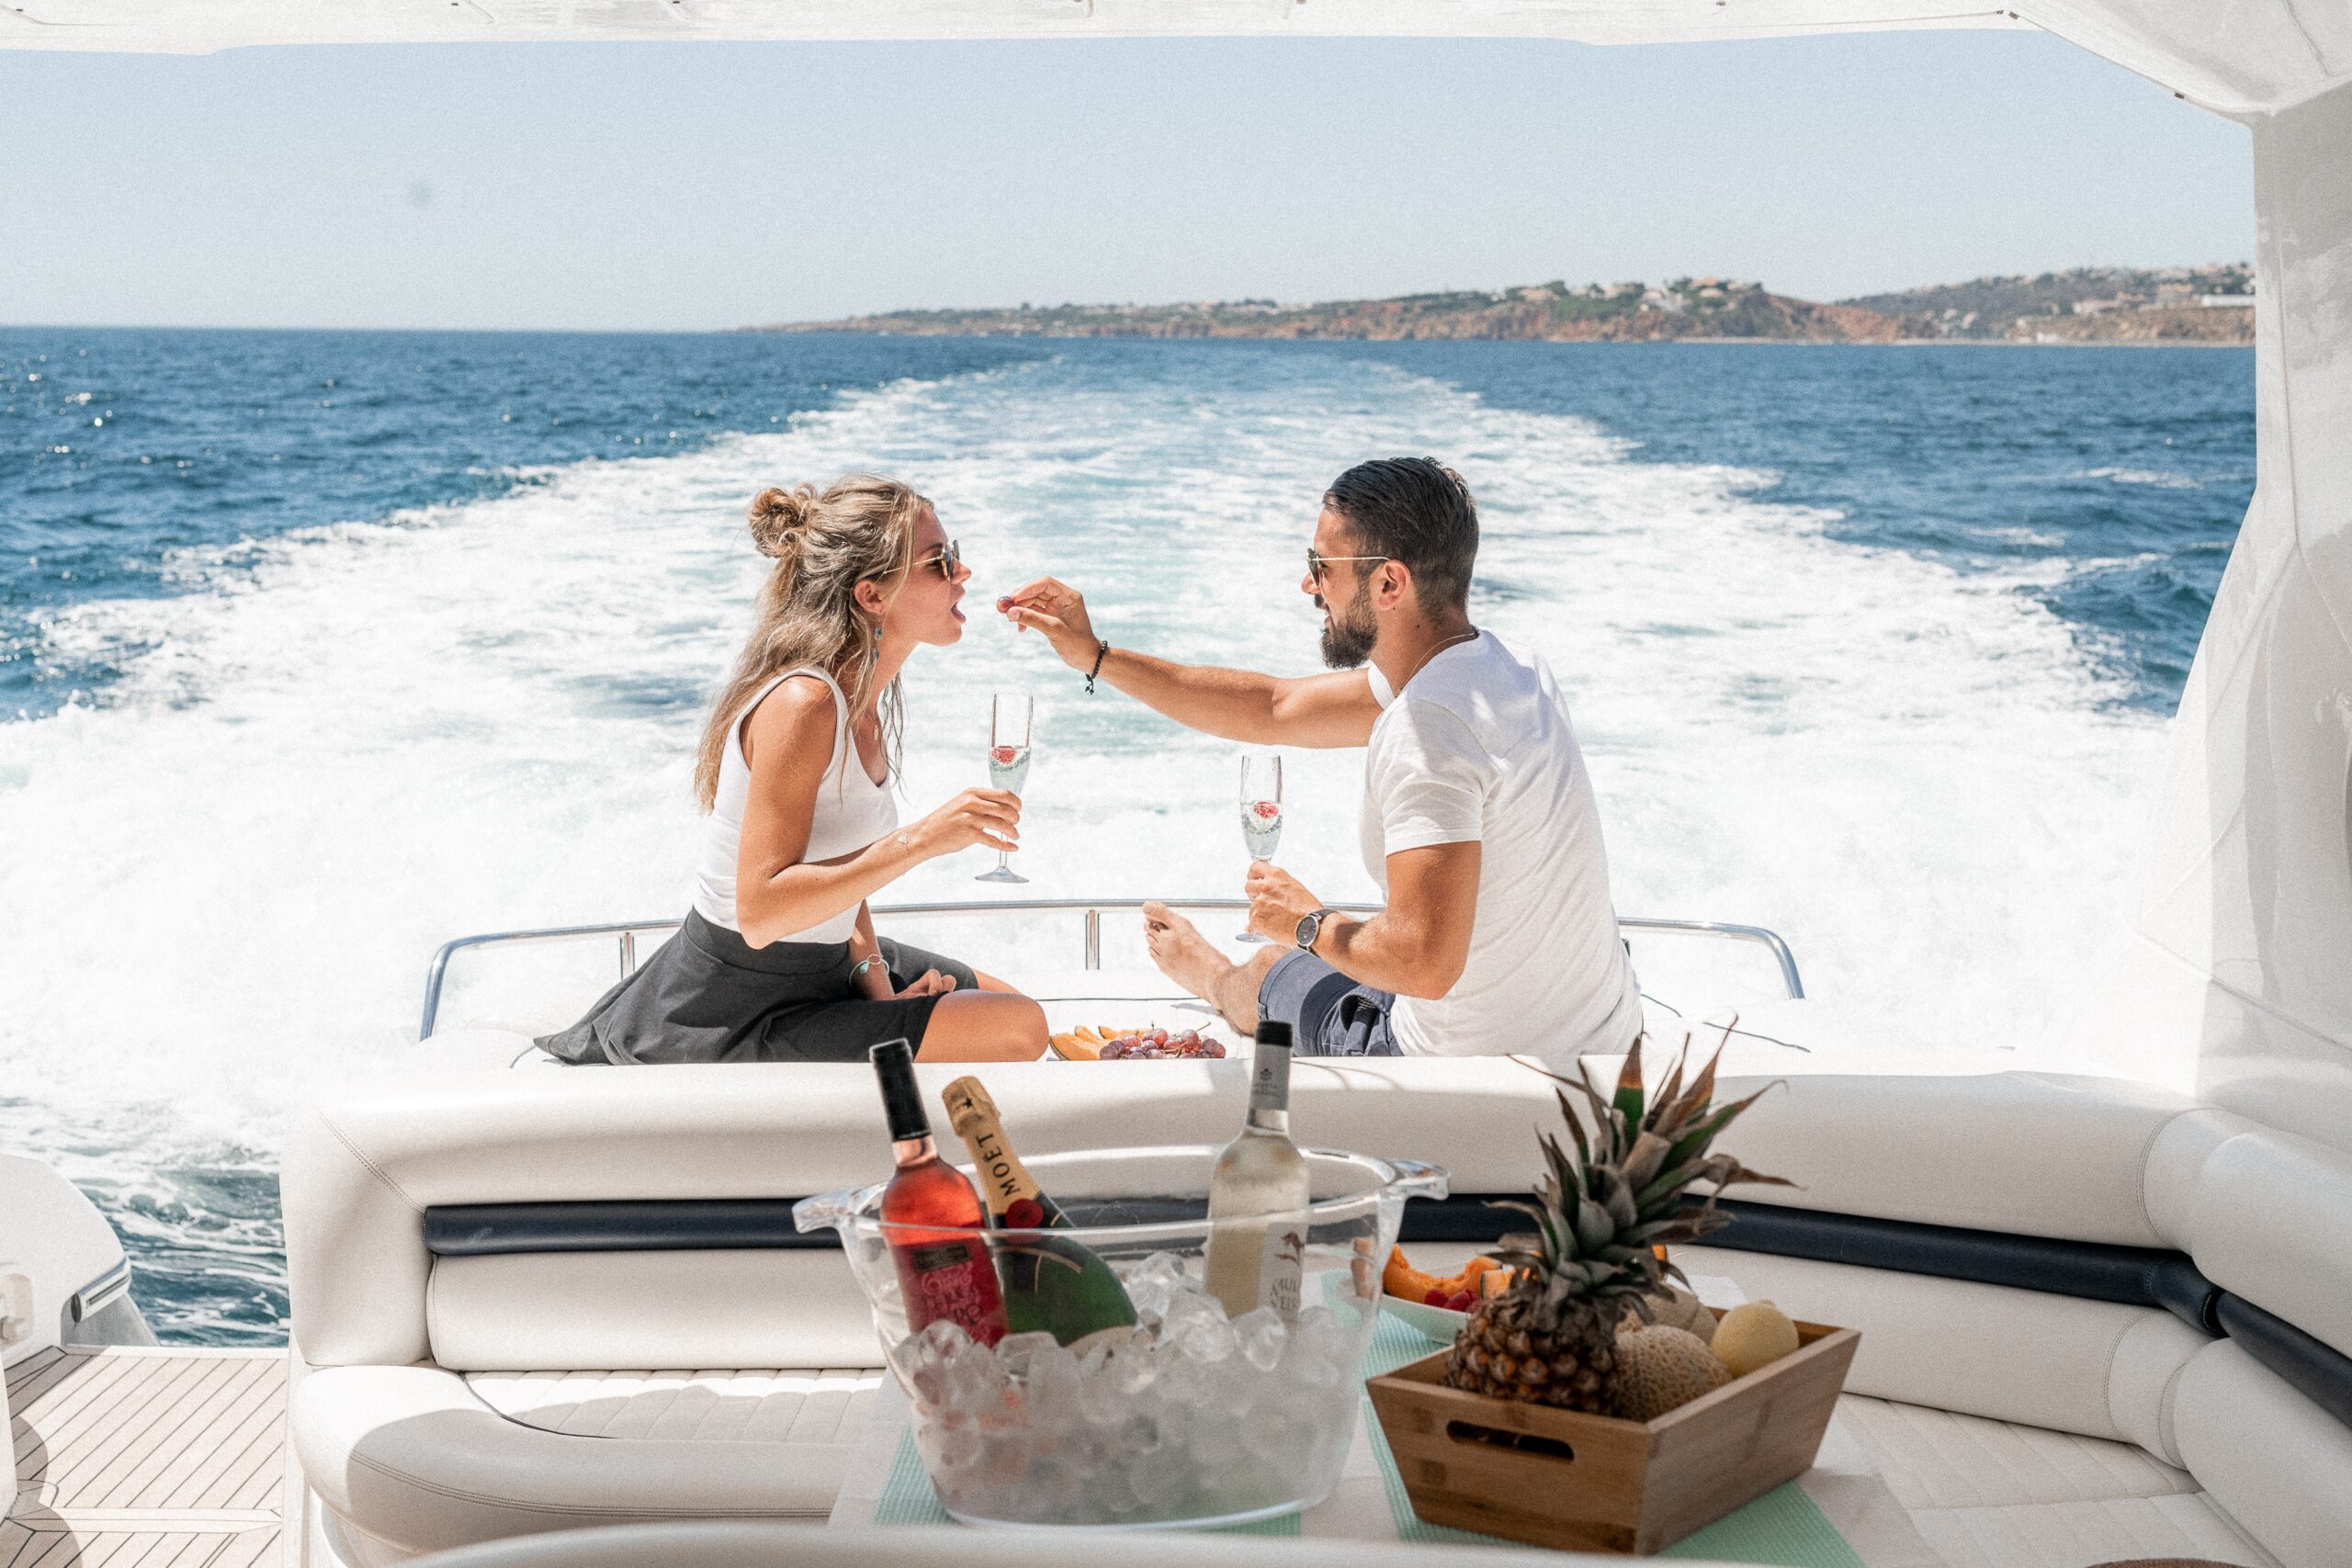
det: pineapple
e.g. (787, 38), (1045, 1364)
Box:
(1442, 1031), (1789, 1414)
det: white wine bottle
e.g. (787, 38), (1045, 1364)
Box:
(1204, 1021), (1311, 1320)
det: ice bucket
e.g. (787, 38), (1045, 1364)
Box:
(795, 1145), (1448, 1529)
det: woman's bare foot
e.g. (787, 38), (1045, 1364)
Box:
(1142, 901), (1234, 1002)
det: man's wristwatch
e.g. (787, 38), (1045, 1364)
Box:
(1295, 908), (1336, 952)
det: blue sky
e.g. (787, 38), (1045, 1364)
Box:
(0, 29), (2250, 331)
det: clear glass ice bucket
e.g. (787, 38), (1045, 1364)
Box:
(795, 1145), (1448, 1529)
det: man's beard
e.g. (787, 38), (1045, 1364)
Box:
(1318, 580), (1378, 670)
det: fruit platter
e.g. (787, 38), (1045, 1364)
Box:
(1049, 1024), (1228, 1061)
(1376, 1246), (1511, 1339)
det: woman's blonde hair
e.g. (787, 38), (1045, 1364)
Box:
(694, 474), (930, 810)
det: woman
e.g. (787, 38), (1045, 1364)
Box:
(540, 475), (1048, 1065)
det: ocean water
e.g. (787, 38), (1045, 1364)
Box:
(0, 331), (2251, 1343)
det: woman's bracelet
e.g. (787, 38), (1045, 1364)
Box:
(849, 954), (886, 987)
(1084, 639), (1109, 695)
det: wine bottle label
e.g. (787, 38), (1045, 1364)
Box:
(900, 1238), (1006, 1346)
(1248, 1043), (1292, 1113)
(1259, 1218), (1306, 1320)
(1205, 1214), (1307, 1322)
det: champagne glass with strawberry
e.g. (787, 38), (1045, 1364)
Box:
(1236, 750), (1283, 940)
(978, 691), (1033, 885)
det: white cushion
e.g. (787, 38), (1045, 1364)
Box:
(428, 1251), (881, 1372)
(464, 1368), (879, 1443)
(291, 1364), (865, 1565)
(1836, 1394), (2277, 1568)
(1837, 1394), (2199, 1510)
(2174, 1339), (2352, 1568)
(1674, 1246), (2199, 1450)
(1698, 1072), (2203, 1247)
(2177, 1126), (2352, 1362)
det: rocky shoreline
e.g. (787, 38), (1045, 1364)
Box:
(751, 265), (2254, 346)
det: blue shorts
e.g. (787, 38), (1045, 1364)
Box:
(1257, 950), (1400, 1057)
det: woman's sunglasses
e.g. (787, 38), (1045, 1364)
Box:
(913, 539), (962, 581)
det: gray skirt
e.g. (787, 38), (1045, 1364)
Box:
(537, 908), (979, 1066)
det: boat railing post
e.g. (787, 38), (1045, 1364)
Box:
(619, 930), (637, 979)
(1084, 908), (1102, 970)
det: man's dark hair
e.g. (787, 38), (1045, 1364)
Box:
(1322, 457), (1477, 612)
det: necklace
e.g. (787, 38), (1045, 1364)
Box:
(1396, 627), (1480, 692)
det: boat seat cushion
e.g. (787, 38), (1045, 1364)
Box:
(463, 1368), (880, 1443)
(1837, 1396), (2278, 1568)
(291, 1362), (877, 1565)
(1697, 1072), (2205, 1248)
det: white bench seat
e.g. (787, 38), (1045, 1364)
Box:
(1834, 1395), (2277, 1568)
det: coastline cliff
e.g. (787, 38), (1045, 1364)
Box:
(751, 265), (2254, 345)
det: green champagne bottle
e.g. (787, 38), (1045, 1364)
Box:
(942, 1077), (1139, 1351)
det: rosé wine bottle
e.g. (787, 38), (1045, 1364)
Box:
(871, 1040), (1007, 1346)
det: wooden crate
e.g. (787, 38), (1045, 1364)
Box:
(1366, 1314), (1860, 1556)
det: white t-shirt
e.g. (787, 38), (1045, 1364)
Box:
(1358, 631), (1642, 1065)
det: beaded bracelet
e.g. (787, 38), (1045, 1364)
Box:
(1085, 639), (1109, 694)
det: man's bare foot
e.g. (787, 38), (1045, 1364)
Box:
(1142, 901), (1234, 1002)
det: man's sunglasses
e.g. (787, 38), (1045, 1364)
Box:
(913, 539), (962, 581)
(1306, 546), (1389, 584)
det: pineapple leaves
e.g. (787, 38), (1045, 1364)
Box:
(1611, 1035), (1646, 1133)
(1574, 1198), (1616, 1255)
(1619, 1131), (1674, 1194)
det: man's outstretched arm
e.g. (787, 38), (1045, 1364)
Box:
(1002, 576), (1380, 749)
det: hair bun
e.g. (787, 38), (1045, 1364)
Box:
(747, 485), (816, 558)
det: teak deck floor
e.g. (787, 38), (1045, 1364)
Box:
(6, 1346), (284, 1567)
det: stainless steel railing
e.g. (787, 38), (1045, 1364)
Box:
(417, 899), (1803, 1039)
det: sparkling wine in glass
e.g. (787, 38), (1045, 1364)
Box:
(1237, 750), (1283, 941)
(978, 692), (1033, 885)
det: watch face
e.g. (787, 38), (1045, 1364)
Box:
(1295, 912), (1319, 948)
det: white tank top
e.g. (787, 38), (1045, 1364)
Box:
(692, 666), (898, 944)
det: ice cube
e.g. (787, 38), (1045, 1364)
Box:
(995, 1330), (1064, 1379)
(1080, 1350), (1138, 1424)
(944, 1344), (1009, 1414)
(1126, 1251), (1192, 1289)
(1023, 1344), (1085, 1432)
(1170, 1309), (1239, 1365)
(1114, 1411), (1165, 1457)
(1230, 1306), (1287, 1371)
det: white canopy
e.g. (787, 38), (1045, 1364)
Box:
(9, 0), (2351, 1150)
(0, 2), (2342, 118)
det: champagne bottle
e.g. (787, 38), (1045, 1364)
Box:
(942, 1077), (1138, 1351)
(1204, 1022), (1312, 1320)
(870, 1040), (1007, 1347)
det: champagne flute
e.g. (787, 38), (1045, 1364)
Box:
(1236, 750), (1283, 941)
(978, 692), (1033, 885)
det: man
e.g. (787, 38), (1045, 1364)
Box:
(1001, 457), (1640, 1065)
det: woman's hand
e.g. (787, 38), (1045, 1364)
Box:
(892, 968), (960, 999)
(908, 788), (1022, 860)
(1001, 577), (1100, 671)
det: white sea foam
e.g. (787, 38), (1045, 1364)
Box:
(0, 353), (2170, 1179)
(2085, 466), (2201, 490)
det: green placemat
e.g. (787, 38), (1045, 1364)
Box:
(1366, 1308), (1865, 1566)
